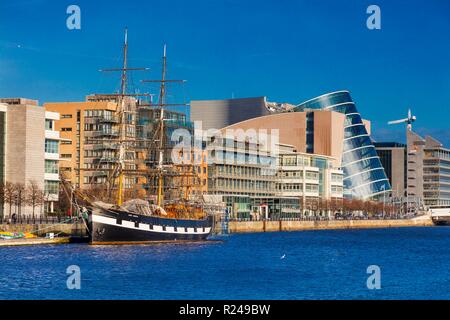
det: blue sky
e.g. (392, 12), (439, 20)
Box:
(1, 0), (450, 144)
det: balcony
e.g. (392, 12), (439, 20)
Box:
(91, 143), (120, 151)
(98, 116), (119, 123)
(97, 157), (119, 163)
(44, 173), (60, 181)
(84, 116), (119, 124)
(45, 130), (60, 140)
(45, 152), (60, 160)
(83, 157), (118, 164)
(84, 130), (120, 137)
(84, 171), (108, 177)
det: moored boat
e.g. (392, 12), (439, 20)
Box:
(87, 205), (214, 244)
(430, 208), (450, 226)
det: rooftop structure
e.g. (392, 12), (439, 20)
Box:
(190, 97), (270, 130)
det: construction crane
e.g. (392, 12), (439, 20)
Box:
(388, 109), (416, 131)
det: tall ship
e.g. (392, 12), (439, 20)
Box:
(63, 29), (218, 244)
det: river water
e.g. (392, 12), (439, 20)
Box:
(0, 227), (449, 299)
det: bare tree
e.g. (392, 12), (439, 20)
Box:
(343, 199), (351, 215)
(330, 197), (343, 218)
(14, 183), (26, 220)
(3, 182), (16, 218)
(26, 180), (44, 220)
(56, 184), (71, 217)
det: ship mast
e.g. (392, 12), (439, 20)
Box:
(156, 45), (167, 207)
(141, 45), (188, 207)
(97, 28), (149, 205)
(117, 28), (128, 206)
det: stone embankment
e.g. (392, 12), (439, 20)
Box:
(226, 216), (433, 233)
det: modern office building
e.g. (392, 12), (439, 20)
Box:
(291, 91), (390, 199)
(45, 99), (119, 188)
(374, 142), (407, 198)
(221, 110), (348, 168)
(205, 133), (343, 218)
(277, 144), (344, 198)
(200, 91), (391, 199)
(0, 98), (61, 217)
(205, 134), (279, 218)
(407, 130), (450, 208)
(191, 91), (390, 200)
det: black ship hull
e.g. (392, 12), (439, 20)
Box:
(432, 217), (450, 226)
(87, 207), (214, 244)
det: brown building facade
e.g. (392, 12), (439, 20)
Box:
(220, 110), (357, 169)
(44, 100), (119, 188)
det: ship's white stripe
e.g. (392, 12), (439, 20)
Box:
(92, 214), (211, 235)
(122, 220), (134, 228)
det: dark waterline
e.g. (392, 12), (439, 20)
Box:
(1, 227), (449, 300)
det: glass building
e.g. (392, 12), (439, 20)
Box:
(292, 91), (391, 199)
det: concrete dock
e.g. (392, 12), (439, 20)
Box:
(0, 237), (70, 247)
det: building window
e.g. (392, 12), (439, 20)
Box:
(61, 127), (72, 132)
(306, 171), (319, 180)
(61, 154), (72, 159)
(331, 174), (343, 183)
(44, 181), (59, 195)
(45, 160), (59, 174)
(61, 140), (72, 145)
(45, 119), (53, 130)
(305, 184), (318, 192)
(45, 139), (59, 154)
(61, 114), (72, 119)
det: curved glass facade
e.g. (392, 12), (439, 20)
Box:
(294, 91), (391, 199)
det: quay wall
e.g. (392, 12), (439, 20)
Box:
(227, 218), (434, 233)
(0, 223), (86, 237)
